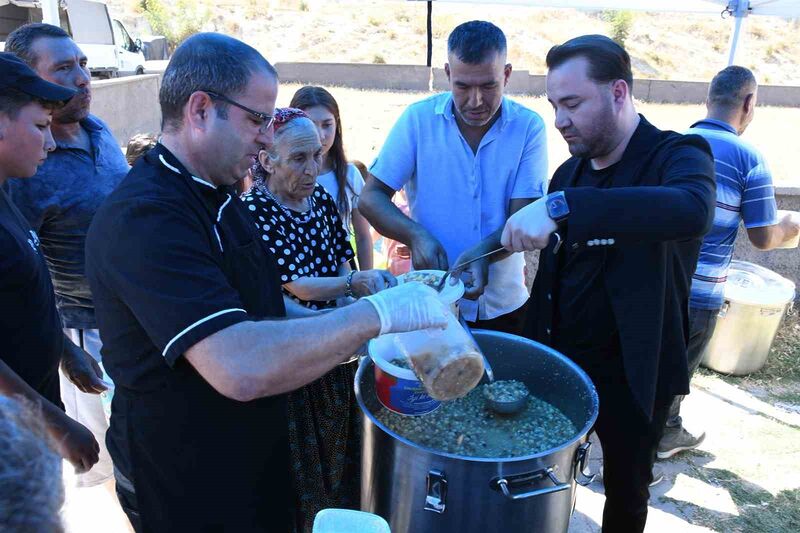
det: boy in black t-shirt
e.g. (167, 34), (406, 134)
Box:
(0, 52), (102, 473)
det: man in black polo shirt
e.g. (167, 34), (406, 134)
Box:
(501, 36), (715, 532)
(0, 52), (101, 473)
(85, 34), (448, 532)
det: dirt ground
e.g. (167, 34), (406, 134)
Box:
(62, 361), (800, 532)
(63, 316), (800, 532)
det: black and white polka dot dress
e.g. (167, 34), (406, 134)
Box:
(241, 183), (355, 310)
(242, 182), (362, 530)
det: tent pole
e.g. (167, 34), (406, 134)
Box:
(727, 14), (745, 65)
(726, 0), (750, 66)
(41, 0), (60, 25)
(427, 1), (433, 67)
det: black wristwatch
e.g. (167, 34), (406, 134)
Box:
(545, 191), (570, 225)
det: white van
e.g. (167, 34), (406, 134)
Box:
(0, 0), (146, 77)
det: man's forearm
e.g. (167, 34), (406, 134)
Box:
(458, 228), (511, 265)
(282, 296), (324, 318)
(185, 300), (381, 401)
(749, 219), (800, 250)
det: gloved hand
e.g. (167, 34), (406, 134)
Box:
(362, 281), (449, 335)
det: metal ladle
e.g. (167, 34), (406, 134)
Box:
(436, 247), (506, 292)
(485, 389), (530, 415)
(458, 317), (528, 414)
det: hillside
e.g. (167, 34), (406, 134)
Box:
(110, 0), (800, 86)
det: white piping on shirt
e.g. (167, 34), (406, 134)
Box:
(158, 154), (181, 175)
(162, 308), (247, 358)
(159, 153), (227, 253)
(213, 194), (232, 252)
(214, 226), (224, 253)
(217, 194), (232, 222)
(158, 154), (216, 189)
(192, 176), (216, 189)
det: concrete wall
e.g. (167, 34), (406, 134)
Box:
(274, 62), (800, 106)
(275, 62), (431, 92)
(91, 74), (162, 147)
(431, 67), (534, 94)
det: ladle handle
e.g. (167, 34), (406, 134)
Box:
(494, 467), (570, 500)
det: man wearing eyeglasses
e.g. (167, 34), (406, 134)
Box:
(85, 33), (448, 531)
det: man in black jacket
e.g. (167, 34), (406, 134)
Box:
(501, 36), (715, 532)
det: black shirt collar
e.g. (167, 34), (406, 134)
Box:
(146, 143), (232, 195)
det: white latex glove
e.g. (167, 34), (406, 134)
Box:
(362, 281), (449, 335)
(501, 196), (558, 253)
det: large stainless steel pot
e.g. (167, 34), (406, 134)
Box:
(702, 261), (796, 376)
(355, 330), (599, 533)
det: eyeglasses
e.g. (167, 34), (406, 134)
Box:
(203, 90), (275, 133)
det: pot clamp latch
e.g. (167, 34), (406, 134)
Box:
(424, 469), (447, 513)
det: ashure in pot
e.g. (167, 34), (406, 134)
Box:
(356, 330), (599, 533)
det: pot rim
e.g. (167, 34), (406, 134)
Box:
(355, 330), (599, 464)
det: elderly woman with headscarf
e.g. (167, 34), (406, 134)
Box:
(241, 108), (395, 531)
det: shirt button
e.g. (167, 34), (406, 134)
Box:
(546, 327), (551, 335)
(547, 293), (552, 301)
(600, 239), (608, 245)
(587, 240), (594, 247)
(608, 238), (615, 245)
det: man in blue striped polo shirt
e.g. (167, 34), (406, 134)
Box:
(658, 66), (800, 459)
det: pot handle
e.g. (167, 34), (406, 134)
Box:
(493, 467), (570, 500)
(574, 441), (596, 486)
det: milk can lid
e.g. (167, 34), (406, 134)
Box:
(724, 260), (796, 307)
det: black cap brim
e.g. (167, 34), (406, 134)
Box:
(22, 76), (76, 103)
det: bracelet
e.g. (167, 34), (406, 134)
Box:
(344, 270), (356, 298)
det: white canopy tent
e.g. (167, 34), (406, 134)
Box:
(411, 0), (800, 66)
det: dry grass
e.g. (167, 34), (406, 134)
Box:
(275, 83), (800, 186)
(112, 0), (800, 86)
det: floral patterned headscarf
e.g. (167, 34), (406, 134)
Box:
(272, 107), (308, 132)
(250, 107), (310, 187)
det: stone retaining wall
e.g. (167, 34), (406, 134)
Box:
(275, 61), (800, 106)
(91, 74), (162, 146)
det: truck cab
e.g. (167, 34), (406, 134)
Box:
(0, 0), (146, 77)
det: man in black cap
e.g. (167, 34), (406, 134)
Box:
(5, 22), (127, 495)
(0, 52), (101, 473)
